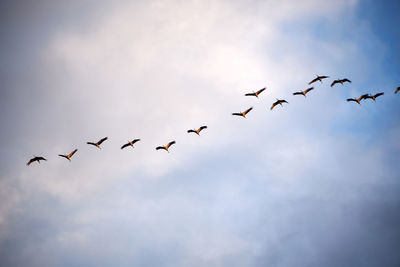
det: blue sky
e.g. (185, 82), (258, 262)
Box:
(0, 1), (399, 266)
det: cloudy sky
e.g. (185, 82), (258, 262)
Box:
(1, 0), (399, 266)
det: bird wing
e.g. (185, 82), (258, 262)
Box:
(245, 93), (255, 96)
(68, 149), (78, 158)
(331, 80), (339, 87)
(243, 107), (253, 115)
(121, 143), (129, 149)
(87, 142), (96, 146)
(347, 98), (357, 102)
(166, 141), (176, 149)
(156, 146), (166, 151)
(37, 156), (46, 161)
(256, 88), (266, 95)
(199, 126), (207, 131)
(270, 102), (277, 110)
(131, 139), (140, 144)
(320, 75), (329, 79)
(304, 87), (314, 94)
(342, 78), (351, 83)
(232, 113), (243, 116)
(360, 94), (369, 100)
(395, 87), (400, 94)
(187, 129), (196, 134)
(309, 77), (318, 85)
(293, 92), (302, 96)
(97, 137), (108, 145)
(27, 158), (34, 165)
(59, 154), (68, 159)
(374, 92), (384, 98)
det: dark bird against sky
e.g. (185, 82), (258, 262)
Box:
(331, 78), (351, 87)
(121, 139), (141, 150)
(58, 149), (78, 161)
(309, 75), (329, 85)
(232, 107), (253, 118)
(245, 87), (266, 98)
(293, 87), (314, 97)
(347, 94), (369, 104)
(270, 99), (288, 110)
(87, 137), (108, 149)
(365, 92), (384, 101)
(187, 126), (207, 135)
(156, 141), (176, 152)
(26, 156), (47, 166)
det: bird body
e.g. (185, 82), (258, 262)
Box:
(293, 87), (314, 97)
(331, 78), (351, 87)
(156, 141), (176, 152)
(121, 139), (141, 149)
(270, 99), (288, 110)
(245, 87), (266, 98)
(309, 75), (329, 85)
(27, 156), (47, 166)
(59, 149), (78, 161)
(187, 126), (207, 135)
(347, 94), (369, 104)
(87, 137), (108, 149)
(232, 107), (253, 118)
(365, 92), (384, 101)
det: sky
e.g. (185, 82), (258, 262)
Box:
(0, 0), (399, 266)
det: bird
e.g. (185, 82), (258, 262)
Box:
(346, 94), (369, 104)
(245, 87), (266, 98)
(293, 87), (314, 97)
(270, 99), (288, 110)
(309, 75), (329, 85)
(156, 141), (176, 152)
(27, 156), (47, 166)
(121, 139), (141, 149)
(87, 137), (108, 149)
(232, 107), (253, 118)
(395, 87), (400, 94)
(365, 92), (384, 101)
(187, 126), (207, 135)
(58, 149), (78, 161)
(331, 78), (351, 87)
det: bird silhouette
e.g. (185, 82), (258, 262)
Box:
(87, 137), (108, 149)
(187, 126), (207, 135)
(346, 94), (369, 104)
(331, 78), (351, 87)
(270, 99), (289, 110)
(365, 92), (384, 101)
(293, 87), (314, 97)
(245, 87), (266, 98)
(156, 141), (176, 152)
(58, 149), (78, 161)
(395, 87), (400, 94)
(121, 139), (141, 149)
(27, 156), (47, 166)
(232, 107), (253, 118)
(309, 75), (329, 85)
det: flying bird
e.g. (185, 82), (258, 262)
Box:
(365, 92), (384, 101)
(58, 149), (78, 161)
(245, 87), (266, 98)
(187, 126), (207, 135)
(232, 107), (253, 118)
(331, 78), (351, 87)
(156, 141), (176, 152)
(87, 137), (108, 149)
(346, 94), (369, 104)
(121, 139), (141, 150)
(293, 87), (314, 97)
(309, 75), (329, 85)
(270, 99), (288, 110)
(27, 156), (47, 166)
(395, 87), (400, 94)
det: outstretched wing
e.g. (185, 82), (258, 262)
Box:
(374, 92), (384, 98)
(27, 158), (34, 166)
(293, 92), (303, 96)
(245, 92), (255, 97)
(166, 141), (176, 149)
(187, 129), (196, 134)
(309, 77), (319, 85)
(68, 149), (78, 158)
(342, 78), (351, 83)
(59, 154), (68, 159)
(121, 143), (130, 150)
(232, 113), (243, 116)
(156, 146), (166, 151)
(256, 87), (266, 95)
(243, 107), (253, 115)
(199, 126), (207, 132)
(331, 80), (339, 87)
(347, 98), (357, 102)
(131, 139), (140, 144)
(395, 87), (400, 94)
(97, 137), (108, 145)
(319, 75), (329, 79)
(360, 94), (369, 100)
(87, 142), (96, 146)
(304, 87), (314, 94)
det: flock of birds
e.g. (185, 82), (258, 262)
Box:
(26, 76), (400, 166)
